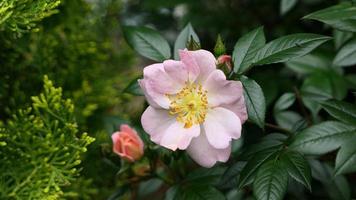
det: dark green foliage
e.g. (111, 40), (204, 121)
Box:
(123, 26), (171, 61)
(273, 93), (301, 130)
(238, 146), (280, 188)
(174, 23), (199, 59)
(233, 26), (265, 74)
(253, 160), (288, 200)
(321, 100), (356, 125)
(335, 137), (356, 175)
(309, 160), (351, 200)
(253, 34), (331, 65)
(304, 2), (356, 32)
(280, 150), (311, 190)
(0, 76), (95, 199)
(240, 76), (266, 129)
(290, 121), (356, 155)
(166, 168), (226, 200)
(333, 39), (356, 66)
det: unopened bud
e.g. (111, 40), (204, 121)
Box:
(214, 34), (226, 57)
(217, 55), (232, 74)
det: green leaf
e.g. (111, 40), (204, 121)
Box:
(170, 168), (227, 199)
(300, 71), (348, 115)
(123, 78), (144, 96)
(253, 160), (288, 200)
(238, 147), (280, 188)
(280, 151), (311, 190)
(175, 185), (226, 200)
(280, 0), (298, 16)
(253, 34), (331, 65)
(303, 2), (356, 33)
(323, 70), (349, 100)
(138, 178), (163, 198)
(321, 100), (356, 125)
(241, 133), (287, 160)
(240, 76), (266, 129)
(165, 186), (179, 200)
(219, 162), (246, 189)
(333, 29), (353, 50)
(273, 93), (296, 113)
(174, 23), (199, 60)
(290, 121), (356, 155)
(291, 119), (308, 133)
(275, 111), (303, 130)
(333, 39), (356, 67)
(301, 73), (333, 107)
(184, 167), (226, 186)
(335, 137), (356, 175)
(123, 26), (171, 61)
(233, 27), (265, 73)
(309, 159), (351, 200)
(285, 52), (332, 74)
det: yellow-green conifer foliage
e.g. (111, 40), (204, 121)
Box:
(0, 76), (95, 199)
(0, 0), (61, 36)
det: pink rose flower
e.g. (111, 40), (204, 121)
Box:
(139, 49), (247, 168)
(112, 124), (144, 162)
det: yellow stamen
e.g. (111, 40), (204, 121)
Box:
(167, 82), (208, 128)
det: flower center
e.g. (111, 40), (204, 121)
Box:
(167, 82), (208, 128)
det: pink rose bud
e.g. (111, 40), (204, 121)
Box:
(217, 55), (232, 72)
(112, 124), (144, 162)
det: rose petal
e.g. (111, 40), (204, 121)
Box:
(179, 50), (200, 82)
(163, 60), (188, 85)
(188, 49), (217, 83)
(140, 63), (185, 109)
(203, 70), (244, 107)
(112, 132), (122, 154)
(203, 107), (242, 149)
(138, 79), (170, 109)
(187, 129), (231, 168)
(141, 106), (200, 151)
(160, 123), (200, 150)
(120, 124), (144, 151)
(120, 125), (137, 137)
(143, 63), (182, 94)
(220, 97), (248, 124)
(138, 80), (162, 108)
(141, 106), (175, 143)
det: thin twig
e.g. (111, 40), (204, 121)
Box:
(265, 122), (292, 134)
(293, 87), (312, 125)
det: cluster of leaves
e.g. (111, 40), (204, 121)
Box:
(122, 2), (356, 199)
(222, 2), (356, 200)
(0, 0), (60, 36)
(0, 76), (95, 199)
